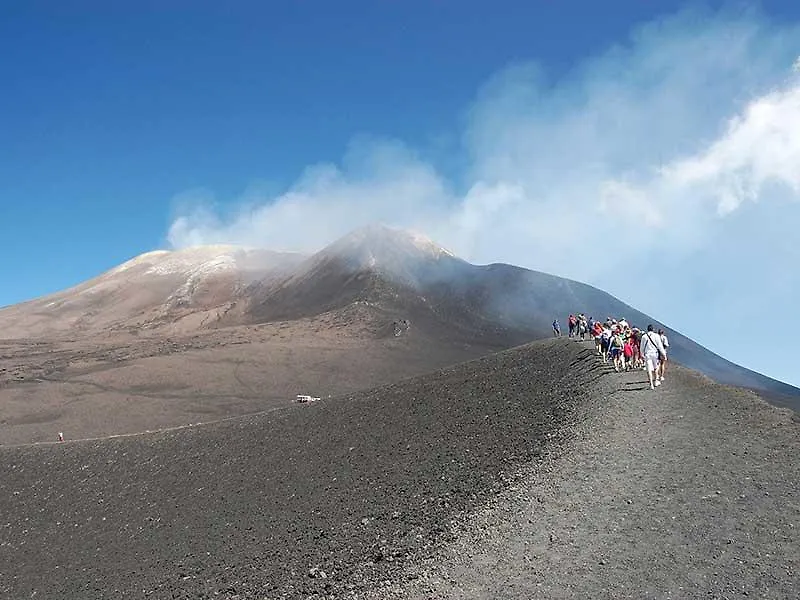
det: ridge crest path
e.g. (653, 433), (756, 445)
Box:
(382, 344), (800, 600)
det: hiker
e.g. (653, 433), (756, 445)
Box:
(599, 325), (612, 362)
(592, 321), (604, 355)
(640, 324), (667, 390)
(623, 336), (634, 371)
(631, 328), (643, 370)
(609, 328), (625, 371)
(577, 314), (588, 340)
(552, 319), (561, 337)
(658, 328), (670, 380)
(592, 322), (600, 353)
(568, 314), (576, 337)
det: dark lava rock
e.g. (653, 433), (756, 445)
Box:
(0, 339), (605, 599)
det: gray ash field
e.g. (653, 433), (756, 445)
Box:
(0, 339), (605, 599)
(3, 338), (798, 600)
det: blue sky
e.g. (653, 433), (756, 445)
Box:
(2, 1), (799, 387)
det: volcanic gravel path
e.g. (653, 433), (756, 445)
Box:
(377, 345), (800, 599)
(0, 339), (605, 599)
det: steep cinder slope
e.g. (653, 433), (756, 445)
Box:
(388, 357), (800, 600)
(0, 339), (604, 599)
(243, 226), (522, 347)
(468, 263), (800, 405)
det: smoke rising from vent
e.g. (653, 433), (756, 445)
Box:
(166, 9), (800, 386)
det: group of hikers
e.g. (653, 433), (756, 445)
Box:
(553, 314), (669, 390)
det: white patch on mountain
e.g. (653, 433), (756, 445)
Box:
(111, 246), (241, 277)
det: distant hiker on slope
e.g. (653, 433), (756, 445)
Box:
(658, 328), (670, 381)
(640, 324), (667, 390)
(568, 314), (576, 337)
(600, 325), (612, 362)
(592, 321), (604, 355)
(577, 314), (588, 340)
(623, 336), (634, 371)
(553, 319), (561, 337)
(631, 328), (643, 370)
(609, 328), (625, 372)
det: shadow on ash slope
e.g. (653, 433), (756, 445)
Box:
(1, 339), (593, 598)
(1, 339), (798, 599)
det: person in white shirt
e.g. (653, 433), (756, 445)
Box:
(658, 328), (669, 381)
(600, 326), (612, 362)
(640, 324), (666, 390)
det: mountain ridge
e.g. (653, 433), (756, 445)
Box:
(0, 224), (797, 404)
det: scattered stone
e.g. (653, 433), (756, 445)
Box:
(308, 567), (327, 579)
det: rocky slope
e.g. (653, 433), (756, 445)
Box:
(0, 224), (796, 404)
(0, 339), (601, 598)
(380, 351), (800, 600)
(1, 339), (797, 599)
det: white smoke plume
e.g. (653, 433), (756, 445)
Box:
(167, 9), (800, 386)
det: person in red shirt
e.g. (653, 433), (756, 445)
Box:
(623, 338), (634, 371)
(593, 321), (604, 354)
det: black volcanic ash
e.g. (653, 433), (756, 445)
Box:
(0, 339), (605, 599)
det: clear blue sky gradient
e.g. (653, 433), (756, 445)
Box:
(0, 0), (732, 299)
(2, 1), (799, 384)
